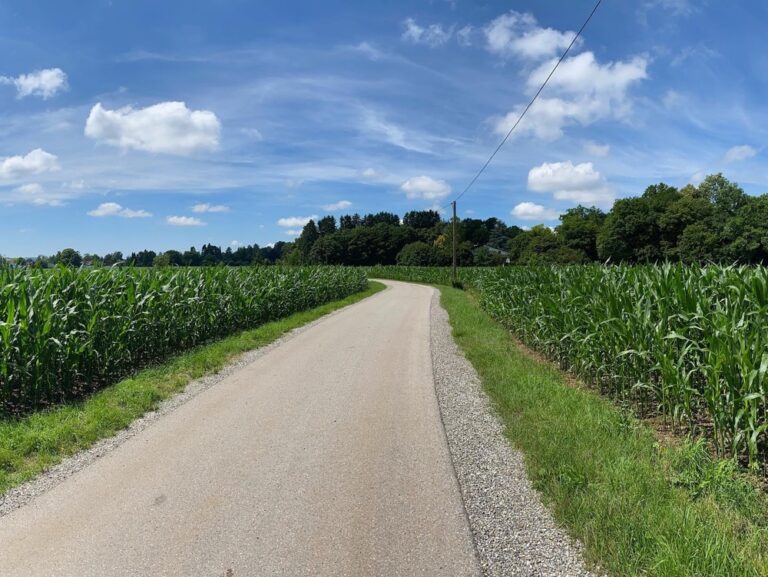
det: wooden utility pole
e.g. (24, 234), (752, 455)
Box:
(451, 201), (457, 286)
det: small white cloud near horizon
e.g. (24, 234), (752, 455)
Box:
(88, 202), (152, 218)
(0, 68), (68, 99)
(401, 175), (451, 200)
(192, 203), (229, 213)
(528, 161), (615, 206)
(511, 202), (560, 221)
(322, 200), (352, 211)
(167, 215), (205, 226)
(277, 215), (318, 228)
(85, 101), (221, 155)
(230, 240), (241, 247)
(401, 18), (453, 47)
(284, 229), (302, 236)
(724, 145), (757, 164)
(583, 141), (611, 157)
(0, 149), (60, 179)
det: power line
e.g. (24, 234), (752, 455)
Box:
(445, 0), (604, 208)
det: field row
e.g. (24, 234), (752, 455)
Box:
(0, 266), (367, 414)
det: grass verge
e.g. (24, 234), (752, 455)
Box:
(439, 286), (768, 577)
(0, 281), (385, 497)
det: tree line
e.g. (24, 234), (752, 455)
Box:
(8, 173), (767, 268)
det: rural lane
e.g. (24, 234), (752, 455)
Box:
(0, 281), (481, 577)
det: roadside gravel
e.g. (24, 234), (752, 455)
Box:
(430, 290), (599, 577)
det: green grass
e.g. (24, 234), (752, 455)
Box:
(0, 281), (385, 496)
(439, 285), (768, 577)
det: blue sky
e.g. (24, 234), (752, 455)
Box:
(1, 0), (766, 256)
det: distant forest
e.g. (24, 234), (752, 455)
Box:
(12, 173), (768, 268)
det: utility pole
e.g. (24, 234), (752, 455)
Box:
(451, 201), (457, 286)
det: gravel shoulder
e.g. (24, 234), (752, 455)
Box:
(430, 289), (598, 577)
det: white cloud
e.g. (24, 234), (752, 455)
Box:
(642, 0), (698, 17)
(230, 240), (241, 247)
(240, 127), (263, 141)
(284, 229), (302, 236)
(360, 167), (381, 180)
(495, 52), (648, 141)
(361, 110), (433, 154)
(85, 101), (221, 155)
(0, 149), (60, 179)
(723, 145), (757, 164)
(583, 141), (611, 157)
(322, 200), (352, 211)
(401, 18), (453, 47)
(13, 183), (66, 206)
(511, 202), (560, 221)
(457, 25), (474, 47)
(277, 215), (318, 227)
(401, 175), (451, 200)
(528, 161), (614, 206)
(192, 203), (229, 213)
(88, 202), (152, 218)
(484, 11), (576, 61)
(0, 68), (68, 99)
(167, 215), (205, 226)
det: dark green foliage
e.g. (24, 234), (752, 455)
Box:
(403, 210), (441, 229)
(396, 241), (450, 266)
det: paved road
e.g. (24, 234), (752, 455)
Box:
(0, 281), (480, 577)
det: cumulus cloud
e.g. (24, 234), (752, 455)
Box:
(0, 148), (60, 179)
(167, 215), (205, 226)
(495, 52), (648, 141)
(484, 11), (576, 61)
(85, 101), (221, 155)
(528, 161), (614, 205)
(13, 183), (66, 206)
(192, 203), (229, 213)
(0, 68), (68, 99)
(88, 202), (152, 218)
(277, 215), (318, 228)
(284, 229), (302, 236)
(401, 18), (453, 47)
(583, 141), (611, 157)
(511, 202), (560, 221)
(400, 176), (451, 200)
(322, 200), (352, 211)
(723, 145), (757, 164)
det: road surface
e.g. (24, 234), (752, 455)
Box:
(0, 281), (481, 577)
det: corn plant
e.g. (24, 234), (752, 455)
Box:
(0, 265), (366, 415)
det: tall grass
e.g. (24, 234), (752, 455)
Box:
(0, 266), (366, 414)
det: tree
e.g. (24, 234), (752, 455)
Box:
(597, 197), (660, 262)
(317, 215), (337, 236)
(103, 251), (124, 266)
(461, 219), (491, 247)
(509, 226), (587, 264)
(309, 235), (345, 264)
(557, 206), (606, 261)
(294, 220), (320, 263)
(396, 241), (449, 266)
(721, 195), (768, 263)
(55, 248), (82, 267)
(153, 253), (171, 267)
(698, 173), (748, 217)
(658, 196), (715, 259)
(403, 210), (441, 230)
(361, 212), (400, 227)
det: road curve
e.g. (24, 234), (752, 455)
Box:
(0, 281), (481, 577)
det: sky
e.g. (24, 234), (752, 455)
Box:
(1, 0), (766, 257)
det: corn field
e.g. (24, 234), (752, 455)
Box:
(370, 264), (768, 468)
(0, 266), (366, 415)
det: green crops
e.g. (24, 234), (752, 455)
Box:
(478, 264), (768, 468)
(0, 266), (367, 414)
